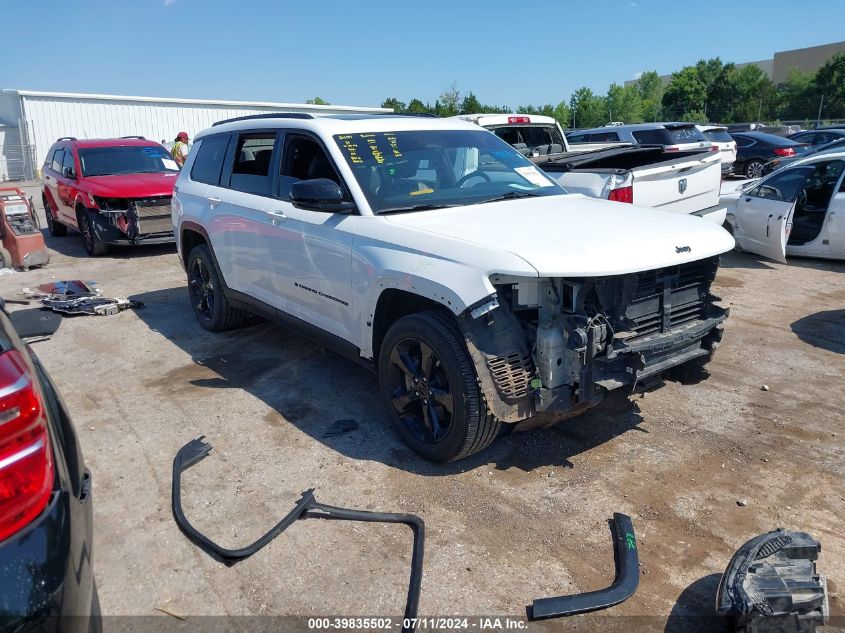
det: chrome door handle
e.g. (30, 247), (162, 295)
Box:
(268, 210), (287, 225)
(206, 196), (221, 208)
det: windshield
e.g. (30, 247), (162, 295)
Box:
(489, 125), (565, 156)
(78, 145), (179, 176)
(334, 130), (566, 214)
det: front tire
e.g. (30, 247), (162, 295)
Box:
(0, 247), (12, 269)
(43, 196), (68, 237)
(186, 244), (246, 331)
(744, 160), (764, 179)
(378, 311), (500, 462)
(78, 209), (108, 256)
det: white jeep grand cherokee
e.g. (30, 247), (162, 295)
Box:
(173, 113), (734, 462)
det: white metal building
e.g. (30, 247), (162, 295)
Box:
(0, 89), (391, 181)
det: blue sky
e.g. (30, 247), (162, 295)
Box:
(3, 0), (843, 108)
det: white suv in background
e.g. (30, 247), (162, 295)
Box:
(173, 113), (734, 462)
(697, 125), (737, 175)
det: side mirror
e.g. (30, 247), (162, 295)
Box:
(63, 166), (75, 179)
(290, 179), (355, 214)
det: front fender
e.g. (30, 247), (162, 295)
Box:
(355, 267), (495, 358)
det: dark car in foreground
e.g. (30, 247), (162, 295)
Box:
(0, 302), (96, 631)
(764, 136), (845, 174)
(730, 131), (809, 178)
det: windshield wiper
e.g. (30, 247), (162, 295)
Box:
(378, 203), (459, 215)
(471, 191), (543, 204)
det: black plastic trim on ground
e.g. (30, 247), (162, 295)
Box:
(171, 437), (424, 633)
(528, 512), (639, 620)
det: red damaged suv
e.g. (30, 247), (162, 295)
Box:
(41, 137), (179, 256)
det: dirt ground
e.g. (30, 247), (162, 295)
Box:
(2, 185), (843, 631)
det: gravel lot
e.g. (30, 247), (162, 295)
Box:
(2, 185), (843, 630)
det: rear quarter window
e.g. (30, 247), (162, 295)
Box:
(190, 134), (231, 185)
(632, 129), (671, 145)
(667, 126), (706, 144)
(704, 130), (733, 143)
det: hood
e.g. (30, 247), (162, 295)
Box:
(85, 172), (178, 198)
(384, 194), (735, 277)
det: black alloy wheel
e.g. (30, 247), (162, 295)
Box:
(386, 337), (455, 445)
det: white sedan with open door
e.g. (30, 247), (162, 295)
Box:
(720, 152), (845, 262)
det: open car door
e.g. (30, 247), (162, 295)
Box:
(732, 166), (812, 263)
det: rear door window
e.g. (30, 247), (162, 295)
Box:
(733, 135), (754, 148)
(589, 132), (620, 142)
(190, 134), (231, 185)
(51, 149), (65, 173)
(61, 149), (76, 175)
(228, 133), (278, 196)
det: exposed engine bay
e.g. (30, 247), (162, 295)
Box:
(93, 195), (174, 243)
(459, 256), (728, 423)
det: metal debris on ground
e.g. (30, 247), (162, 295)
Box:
(172, 436), (425, 633)
(22, 280), (144, 316)
(717, 528), (828, 633)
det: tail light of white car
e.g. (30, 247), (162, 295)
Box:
(0, 349), (54, 542)
(507, 116), (531, 124)
(608, 185), (633, 204)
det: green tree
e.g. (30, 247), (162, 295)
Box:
(812, 53), (845, 119)
(460, 92), (483, 115)
(777, 68), (816, 121)
(729, 65), (778, 122)
(381, 97), (406, 113)
(606, 83), (643, 124)
(305, 97), (330, 105)
(635, 71), (664, 121)
(406, 99), (431, 114)
(570, 87), (606, 128)
(662, 67), (707, 120)
(438, 82), (461, 117)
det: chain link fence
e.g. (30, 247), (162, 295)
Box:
(0, 120), (38, 183)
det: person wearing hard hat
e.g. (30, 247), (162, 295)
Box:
(171, 132), (190, 167)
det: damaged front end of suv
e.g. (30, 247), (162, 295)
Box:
(459, 255), (728, 426)
(92, 196), (176, 245)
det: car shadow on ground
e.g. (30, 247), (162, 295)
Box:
(791, 309), (845, 354)
(40, 227), (177, 260)
(717, 251), (775, 270)
(664, 573), (727, 633)
(130, 286), (646, 476)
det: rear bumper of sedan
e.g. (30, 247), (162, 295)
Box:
(0, 480), (95, 633)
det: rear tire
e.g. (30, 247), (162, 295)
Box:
(43, 196), (68, 237)
(744, 160), (764, 179)
(186, 244), (246, 331)
(378, 310), (500, 462)
(78, 209), (108, 256)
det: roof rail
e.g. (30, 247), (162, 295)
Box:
(120, 135), (146, 139)
(211, 113), (314, 127)
(56, 136), (77, 141)
(377, 112), (439, 118)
